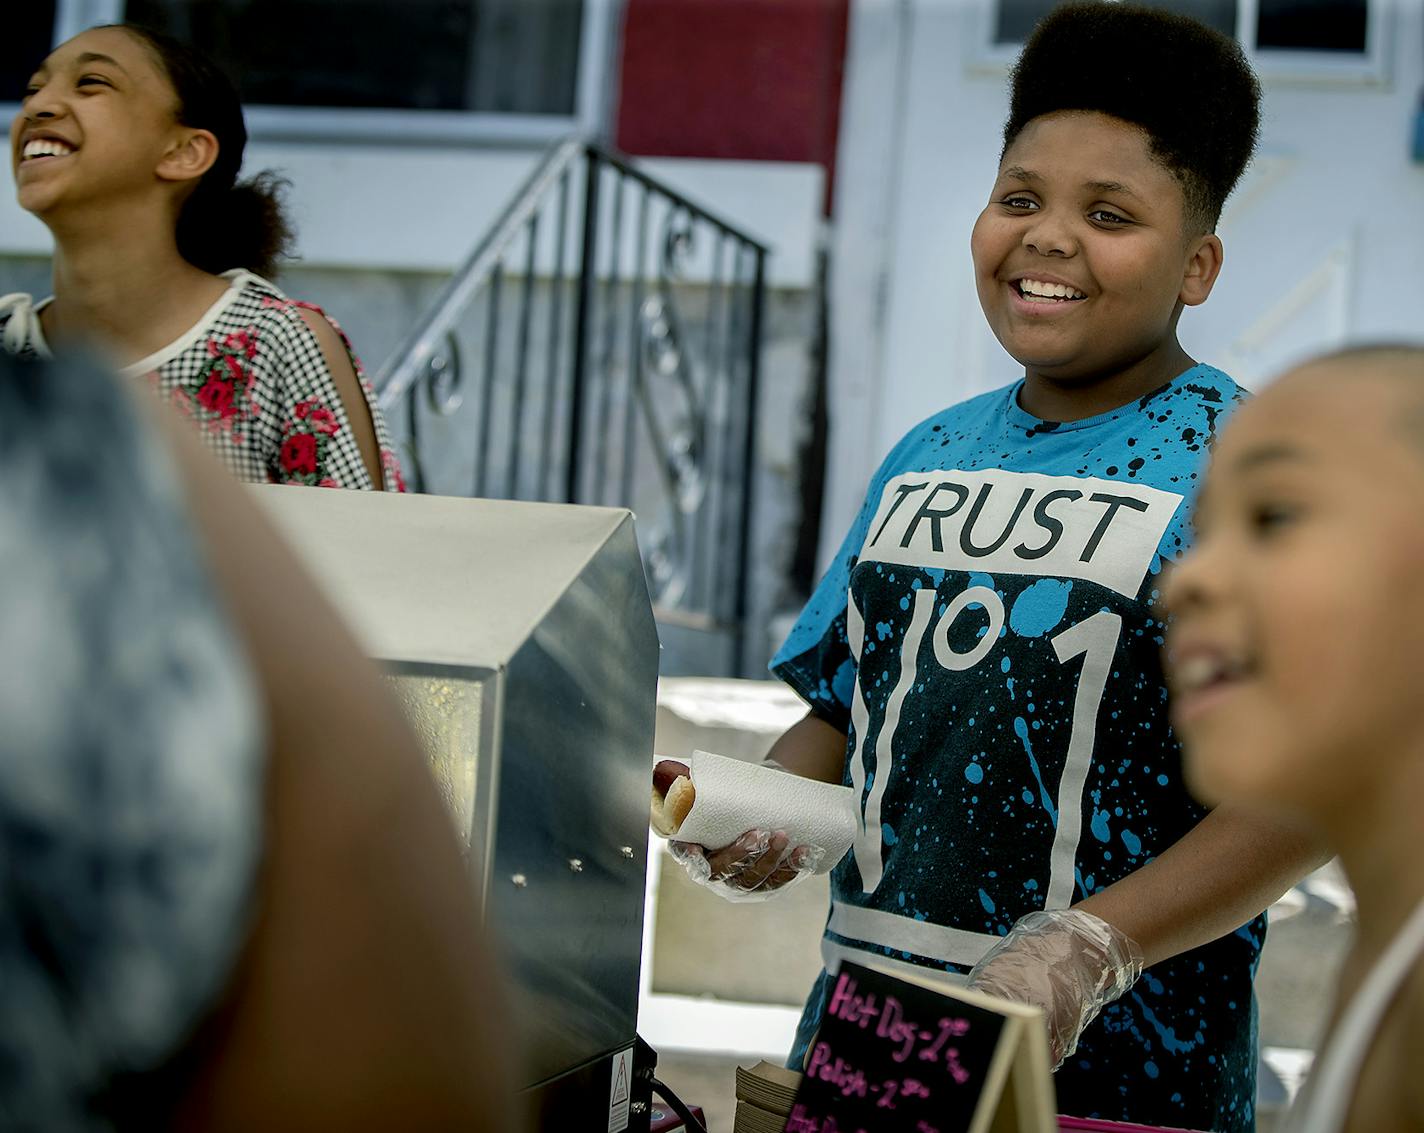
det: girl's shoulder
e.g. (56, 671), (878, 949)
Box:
(220, 271), (307, 329)
(1349, 984), (1424, 1132)
(220, 273), (352, 355)
(191, 272), (340, 365)
(1403, 958), (1424, 1119)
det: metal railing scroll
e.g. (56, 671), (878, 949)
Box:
(373, 140), (769, 669)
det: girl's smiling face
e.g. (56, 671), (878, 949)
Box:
(11, 26), (186, 217)
(971, 111), (1220, 404)
(1164, 359), (1424, 821)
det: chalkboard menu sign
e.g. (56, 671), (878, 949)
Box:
(784, 962), (1054, 1133)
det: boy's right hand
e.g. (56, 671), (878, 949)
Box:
(668, 828), (824, 902)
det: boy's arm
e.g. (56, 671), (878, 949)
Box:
(763, 712), (850, 783)
(969, 803), (1329, 1066)
(1073, 803), (1329, 967)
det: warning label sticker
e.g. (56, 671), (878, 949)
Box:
(608, 1046), (633, 1133)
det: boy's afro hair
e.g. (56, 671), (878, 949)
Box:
(1004, 1), (1261, 231)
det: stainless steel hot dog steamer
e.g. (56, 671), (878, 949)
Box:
(255, 487), (660, 1131)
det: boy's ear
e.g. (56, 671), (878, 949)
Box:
(156, 127), (220, 185)
(1180, 233), (1224, 307)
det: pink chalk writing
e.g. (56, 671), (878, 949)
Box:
(827, 972), (975, 1069)
(806, 1043), (940, 1106)
(789, 962), (1005, 1133)
(786, 1105), (867, 1133)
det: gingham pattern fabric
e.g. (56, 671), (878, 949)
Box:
(0, 272), (406, 492)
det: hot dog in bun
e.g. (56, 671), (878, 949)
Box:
(651, 759), (695, 836)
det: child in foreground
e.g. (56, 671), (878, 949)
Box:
(1165, 344), (1424, 1133)
(0, 347), (511, 1129)
(667, 4), (1327, 1129)
(3, 23), (404, 490)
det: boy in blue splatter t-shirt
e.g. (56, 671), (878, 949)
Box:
(666, 4), (1328, 1130)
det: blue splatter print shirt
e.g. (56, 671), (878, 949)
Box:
(773, 366), (1261, 1133)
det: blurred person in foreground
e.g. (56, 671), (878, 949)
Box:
(2, 23), (405, 491)
(0, 346), (510, 1131)
(1165, 345), (1424, 1133)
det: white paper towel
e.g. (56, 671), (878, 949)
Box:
(672, 749), (857, 874)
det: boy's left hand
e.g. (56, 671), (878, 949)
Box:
(965, 908), (1144, 1069)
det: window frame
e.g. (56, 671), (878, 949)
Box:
(970, 0), (1394, 86)
(5, 0), (619, 145)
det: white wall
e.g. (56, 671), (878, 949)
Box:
(0, 141), (822, 289)
(823, 0), (1424, 570)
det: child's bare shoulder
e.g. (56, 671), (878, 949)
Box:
(1402, 959), (1424, 1118)
(1342, 1000), (1419, 1131)
(1352, 962), (1424, 1130)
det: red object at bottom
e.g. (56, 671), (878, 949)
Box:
(650, 1102), (706, 1133)
(1059, 1117), (1207, 1133)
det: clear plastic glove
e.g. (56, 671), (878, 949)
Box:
(965, 908), (1144, 1069)
(654, 755), (827, 902)
(668, 828), (825, 903)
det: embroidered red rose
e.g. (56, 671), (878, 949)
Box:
(206, 329), (255, 360)
(196, 376), (237, 417)
(317, 478), (340, 488)
(221, 329), (258, 359)
(280, 433), (319, 475)
(309, 406), (340, 435)
(293, 398), (316, 420)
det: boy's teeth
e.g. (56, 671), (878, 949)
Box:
(22, 139), (75, 160)
(1018, 278), (1085, 300)
(1176, 656), (1220, 690)
(1175, 655), (1246, 692)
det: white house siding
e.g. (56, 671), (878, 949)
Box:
(823, 0), (1424, 572)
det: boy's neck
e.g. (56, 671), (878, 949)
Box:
(1018, 340), (1197, 422)
(43, 206), (229, 366)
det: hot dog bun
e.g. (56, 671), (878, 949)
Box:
(650, 759), (695, 836)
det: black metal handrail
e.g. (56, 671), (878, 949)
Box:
(373, 138), (769, 672)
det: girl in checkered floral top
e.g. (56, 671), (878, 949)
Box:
(2, 24), (405, 492)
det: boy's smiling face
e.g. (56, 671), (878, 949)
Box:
(971, 111), (1221, 416)
(1164, 358), (1424, 821)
